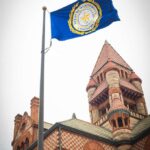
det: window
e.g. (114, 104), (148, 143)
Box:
(112, 120), (116, 128)
(107, 104), (110, 110)
(125, 72), (128, 79)
(118, 117), (123, 127)
(99, 108), (106, 116)
(102, 109), (106, 115)
(124, 118), (128, 126)
(124, 101), (127, 106)
(121, 70), (124, 78)
(129, 104), (137, 112)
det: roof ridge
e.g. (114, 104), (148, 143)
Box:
(58, 118), (75, 124)
(59, 118), (112, 135)
(59, 117), (91, 125)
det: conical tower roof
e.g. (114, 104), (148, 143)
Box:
(91, 41), (132, 76)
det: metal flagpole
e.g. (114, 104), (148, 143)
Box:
(38, 6), (47, 150)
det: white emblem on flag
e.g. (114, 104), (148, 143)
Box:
(68, 0), (102, 35)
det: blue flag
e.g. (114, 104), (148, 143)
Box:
(50, 0), (120, 41)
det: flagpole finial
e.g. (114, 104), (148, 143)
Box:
(42, 6), (47, 11)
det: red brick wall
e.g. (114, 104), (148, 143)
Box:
(33, 129), (116, 150)
(61, 129), (115, 150)
(131, 135), (150, 150)
(44, 129), (59, 150)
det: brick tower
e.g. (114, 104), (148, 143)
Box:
(86, 41), (148, 142)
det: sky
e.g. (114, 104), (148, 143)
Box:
(0, 0), (150, 149)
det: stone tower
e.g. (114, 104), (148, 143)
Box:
(86, 41), (148, 141)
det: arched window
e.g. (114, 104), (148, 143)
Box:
(25, 138), (29, 149)
(121, 70), (124, 78)
(118, 117), (123, 127)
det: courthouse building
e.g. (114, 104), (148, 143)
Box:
(12, 41), (150, 150)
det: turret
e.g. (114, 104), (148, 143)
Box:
(86, 78), (98, 123)
(130, 72), (142, 91)
(106, 70), (131, 140)
(129, 72), (148, 115)
(86, 78), (97, 99)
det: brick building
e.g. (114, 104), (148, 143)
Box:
(12, 41), (150, 150)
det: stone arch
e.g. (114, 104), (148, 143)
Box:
(144, 136), (150, 150)
(15, 132), (32, 149)
(83, 141), (104, 150)
(22, 131), (32, 145)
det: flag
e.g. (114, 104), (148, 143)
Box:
(50, 0), (120, 41)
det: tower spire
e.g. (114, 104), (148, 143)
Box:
(91, 41), (132, 77)
(104, 40), (109, 45)
(86, 41), (148, 141)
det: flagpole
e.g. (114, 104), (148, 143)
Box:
(38, 6), (46, 150)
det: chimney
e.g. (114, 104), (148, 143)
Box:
(31, 97), (39, 123)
